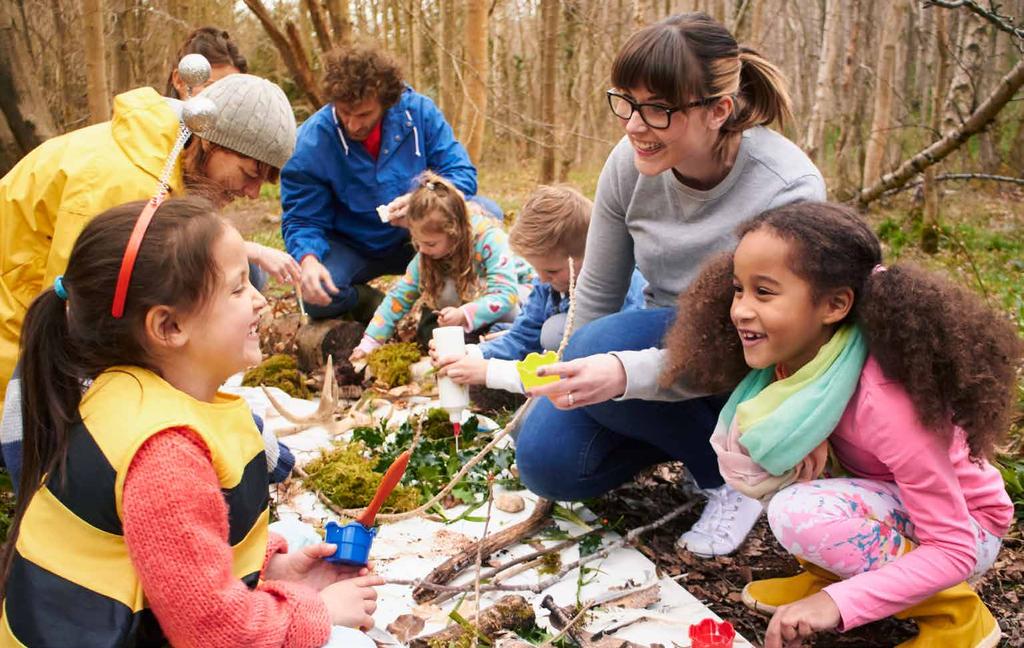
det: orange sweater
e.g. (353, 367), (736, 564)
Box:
(123, 428), (331, 648)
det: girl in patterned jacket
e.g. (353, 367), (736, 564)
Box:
(350, 172), (532, 360)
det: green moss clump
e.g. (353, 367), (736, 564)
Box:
(303, 442), (421, 513)
(367, 342), (422, 388)
(422, 407), (457, 440)
(538, 552), (562, 575)
(242, 354), (310, 399)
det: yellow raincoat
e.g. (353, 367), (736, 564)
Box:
(0, 87), (184, 400)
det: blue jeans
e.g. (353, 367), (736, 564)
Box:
(306, 234), (415, 319)
(515, 308), (727, 500)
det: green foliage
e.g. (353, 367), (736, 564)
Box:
(996, 456), (1024, 521)
(303, 441), (421, 513)
(352, 415), (519, 506)
(422, 407), (458, 440)
(0, 471), (14, 544)
(367, 342), (423, 388)
(242, 354), (311, 399)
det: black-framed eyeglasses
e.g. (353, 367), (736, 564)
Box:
(606, 90), (715, 129)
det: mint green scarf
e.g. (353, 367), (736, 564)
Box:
(720, 324), (867, 476)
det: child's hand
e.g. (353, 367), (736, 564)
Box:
(264, 543), (371, 591)
(437, 306), (466, 328)
(320, 575), (384, 630)
(349, 348), (368, 364)
(439, 356), (488, 385)
(428, 339), (439, 366)
(794, 441), (829, 482)
(764, 591), (841, 648)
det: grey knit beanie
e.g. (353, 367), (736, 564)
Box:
(197, 74), (296, 169)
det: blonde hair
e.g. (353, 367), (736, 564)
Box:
(509, 185), (592, 259)
(407, 171), (475, 308)
(611, 12), (793, 159)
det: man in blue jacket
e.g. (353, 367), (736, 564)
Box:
(281, 43), (499, 318)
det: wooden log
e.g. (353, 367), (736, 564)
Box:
(293, 319), (364, 374)
(413, 498), (554, 602)
(408, 595), (535, 648)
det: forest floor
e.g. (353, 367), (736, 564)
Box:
(223, 168), (1024, 647)
(1, 165), (1020, 647)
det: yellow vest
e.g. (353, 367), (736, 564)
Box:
(0, 367), (268, 647)
(0, 88), (185, 402)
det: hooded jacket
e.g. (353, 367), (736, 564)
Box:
(280, 87), (477, 261)
(0, 87), (184, 399)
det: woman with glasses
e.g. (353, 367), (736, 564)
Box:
(517, 12), (825, 558)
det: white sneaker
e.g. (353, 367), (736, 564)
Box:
(677, 483), (763, 557)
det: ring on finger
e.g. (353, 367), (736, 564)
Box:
(567, 391), (575, 407)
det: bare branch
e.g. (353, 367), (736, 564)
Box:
(925, 0), (1024, 47)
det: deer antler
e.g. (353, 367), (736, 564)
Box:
(263, 355), (339, 432)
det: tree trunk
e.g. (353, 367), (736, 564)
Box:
(305, 0), (334, 53)
(0, 0), (57, 171)
(82, 0), (110, 123)
(803, 0), (842, 160)
(243, 0), (324, 108)
(438, 0), (459, 127)
(859, 57), (1024, 205)
(558, 0), (582, 182)
(921, 7), (949, 254)
(324, 0), (351, 48)
(407, 0), (423, 89)
(942, 13), (987, 132)
(459, 0), (488, 163)
(538, 0), (560, 183)
(862, 1), (906, 188)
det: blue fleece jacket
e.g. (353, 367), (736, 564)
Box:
(281, 88), (478, 260)
(481, 269), (648, 361)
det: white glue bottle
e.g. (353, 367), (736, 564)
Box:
(432, 326), (471, 447)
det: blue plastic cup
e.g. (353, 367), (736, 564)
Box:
(324, 521), (377, 566)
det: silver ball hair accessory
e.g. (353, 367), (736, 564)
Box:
(178, 53), (211, 94)
(182, 96), (218, 134)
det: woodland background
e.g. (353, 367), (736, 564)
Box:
(1, 2), (1023, 644)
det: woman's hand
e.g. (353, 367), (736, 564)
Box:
(437, 306), (466, 328)
(439, 356), (488, 385)
(319, 574), (385, 630)
(764, 591), (841, 648)
(525, 353), (627, 409)
(247, 242), (301, 284)
(300, 255), (339, 306)
(263, 543), (371, 591)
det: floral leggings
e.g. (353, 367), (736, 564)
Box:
(766, 478), (1002, 580)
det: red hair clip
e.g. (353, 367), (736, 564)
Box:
(111, 197), (163, 318)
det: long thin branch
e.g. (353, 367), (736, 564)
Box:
(858, 57), (1024, 205)
(925, 1), (1024, 45)
(882, 172), (1024, 196)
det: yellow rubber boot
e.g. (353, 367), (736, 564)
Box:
(894, 582), (1000, 648)
(741, 559), (841, 615)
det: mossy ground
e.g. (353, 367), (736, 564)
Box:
(242, 354), (311, 399)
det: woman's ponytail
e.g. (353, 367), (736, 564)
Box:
(727, 46), (793, 133)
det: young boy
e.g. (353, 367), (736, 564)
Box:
(434, 185), (646, 393)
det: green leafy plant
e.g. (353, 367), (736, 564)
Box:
(302, 441), (421, 513)
(242, 354), (310, 398)
(367, 342), (423, 388)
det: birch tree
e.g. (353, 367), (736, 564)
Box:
(803, 0), (843, 160)
(862, 0), (907, 187)
(82, 0), (110, 123)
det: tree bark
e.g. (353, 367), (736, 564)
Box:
(862, 1), (906, 188)
(459, 0), (488, 163)
(438, 0), (459, 128)
(304, 0), (334, 53)
(82, 0), (110, 123)
(243, 0), (324, 108)
(408, 596), (535, 648)
(942, 12), (988, 132)
(859, 57), (1024, 205)
(538, 0), (560, 182)
(324, 0), (351, 47)
(803, 0), (843, 160)
(921, 7), (949, 254)
(0, 0), (57, 169)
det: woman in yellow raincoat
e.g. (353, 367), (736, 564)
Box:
(0, 73), (298, 401)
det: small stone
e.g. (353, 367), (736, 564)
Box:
(494, 493), (525, 513)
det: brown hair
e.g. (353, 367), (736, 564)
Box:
(407, 172), (475, 308)
(1, 197), (227, 592)
(180, 138), (280, 201)
(323, 43), (405, 108)
(661, 201), (1023, 460)
(611, 12), (792, 158)
(509, 185), (592, 259)
(165, 27), (248, 99)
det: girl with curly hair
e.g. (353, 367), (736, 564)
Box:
(349, 172), (532, 360)
(662, 201), (1021, 648)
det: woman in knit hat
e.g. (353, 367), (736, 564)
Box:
(0, 72), (298, 403)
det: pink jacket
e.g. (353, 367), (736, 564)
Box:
(822, 356), (1013, 630)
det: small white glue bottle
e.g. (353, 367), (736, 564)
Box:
(432, 326), (471, 445)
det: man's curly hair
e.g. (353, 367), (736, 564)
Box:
(322, 43), (404, 107)
(661, 201), (1023, 460)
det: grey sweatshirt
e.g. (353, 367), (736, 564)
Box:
(574, 127), (826, 401)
